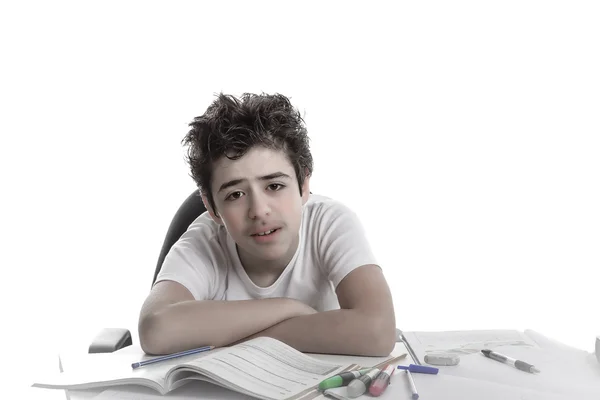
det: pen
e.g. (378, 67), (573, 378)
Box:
(405, 370), (419, 400)
(131, 345), (215, 369)
(318, 368), (372, 390)
(368, 364), (395, 397)
(481, 349), (540, 373)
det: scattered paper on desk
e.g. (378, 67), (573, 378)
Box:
(404, 329), (539, 356)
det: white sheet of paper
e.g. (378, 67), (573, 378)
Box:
(403, 329), (539, 358)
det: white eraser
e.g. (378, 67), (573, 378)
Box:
(424, 352), (460, 366)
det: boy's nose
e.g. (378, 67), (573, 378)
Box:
(248, 194), (271, 219)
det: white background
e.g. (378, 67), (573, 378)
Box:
(1, 0), (599, 396)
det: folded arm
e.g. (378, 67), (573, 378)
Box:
(138, 281), (316, 355)
(232, 264), (397, 356)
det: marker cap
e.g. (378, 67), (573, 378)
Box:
(397, 364), (439, 374)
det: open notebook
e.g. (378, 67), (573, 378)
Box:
(33, 337), (361, 400)
(33, 337), (409, 400)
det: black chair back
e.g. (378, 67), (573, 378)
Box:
(152, 190), (207, 286)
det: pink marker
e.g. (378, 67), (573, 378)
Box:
(368, 364), (396, 397)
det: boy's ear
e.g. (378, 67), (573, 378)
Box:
(301, 174), (311, 205)
(201, 193), (224, 225)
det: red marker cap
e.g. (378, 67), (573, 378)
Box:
(368, 364), (395, 397)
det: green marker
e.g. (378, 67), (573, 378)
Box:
(318, 369), (372, 390)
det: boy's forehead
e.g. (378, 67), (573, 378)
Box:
(212, 147), (295, 182)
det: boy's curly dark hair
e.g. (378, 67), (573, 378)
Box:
(182, 92), (314, 215)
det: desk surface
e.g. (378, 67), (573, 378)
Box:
(30, 330), (600, 400)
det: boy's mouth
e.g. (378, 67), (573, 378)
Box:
(251, 228), (280, 237)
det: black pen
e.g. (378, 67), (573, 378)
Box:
(481, 349), (540, 373)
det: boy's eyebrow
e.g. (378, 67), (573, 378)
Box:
(217, 172), (292, 193)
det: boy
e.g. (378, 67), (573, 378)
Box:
(138, 93), (396, 356)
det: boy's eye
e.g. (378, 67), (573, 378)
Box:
(225, 191), (244, 201)
(268, 183), (284, 191)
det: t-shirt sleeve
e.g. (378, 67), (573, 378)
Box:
(316, 201), (379, 289)
(153, 219), (223, 300)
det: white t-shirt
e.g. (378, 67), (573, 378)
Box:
(155, 194), (378, 311)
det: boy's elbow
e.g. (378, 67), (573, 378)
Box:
(138, 310), (217, 355)
(139, 313), (170, 355)
(367, 315), (397, 356)
(375, 332), (397, 356)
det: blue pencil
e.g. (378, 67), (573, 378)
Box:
(131, 345), (215, 369)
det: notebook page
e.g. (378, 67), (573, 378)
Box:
(32, 348), (219, 394)
(171, 337), (357, 400)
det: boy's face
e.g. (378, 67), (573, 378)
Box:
(204, 146), (310, 269)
